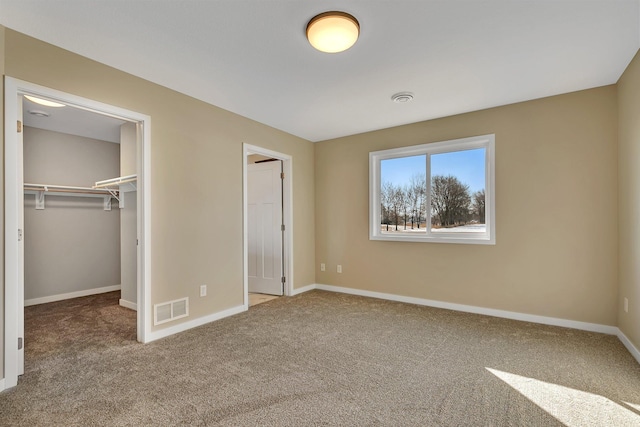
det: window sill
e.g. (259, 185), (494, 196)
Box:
(370, 233), (495, 245)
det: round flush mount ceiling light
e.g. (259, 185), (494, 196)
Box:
(391, 92), (414, 103)
(24, 95), (65, 108)
(306, 11), (360, 53)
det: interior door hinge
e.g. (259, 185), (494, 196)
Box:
(18, 229), (23, 242)
(18, 337), (23, 350)
(280, 172), (285, 180)
(281, 224), (285, 231)
(281, 276), (286, 284)
(17, 120), (23, 133)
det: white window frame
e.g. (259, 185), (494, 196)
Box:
(369, 134), (495, 245)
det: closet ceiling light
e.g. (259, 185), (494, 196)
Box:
(25, 95), (65, 108)
(28, 110), (50, 117)
(306, 11), (360, 53)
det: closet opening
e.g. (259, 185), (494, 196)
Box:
(243, 144), (293, 309)
(4, 77), (151, 390)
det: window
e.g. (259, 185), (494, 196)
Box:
(369, 134), (495, 244)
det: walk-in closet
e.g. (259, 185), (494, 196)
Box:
(22, 95), (138, 324)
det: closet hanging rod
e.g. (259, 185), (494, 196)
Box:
(24, 183), (114, 195)
(93, 174), (137, 189)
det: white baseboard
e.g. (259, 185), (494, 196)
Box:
(24, 285), (122, 307)
(617, 330), (640, 365)
(143, 282), (311, 344)
(146, 304), (247, 343)
(119, 299), (137, 311)
(315, 284), (618, 335)
(134, 282), (639, 367)
(290, 284), (317, 296)
(0, 378), (5, 393)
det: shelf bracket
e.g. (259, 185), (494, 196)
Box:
(103, 196), (112, 211)
(35, 191), (45, 210)
(105, 188), (121, 205)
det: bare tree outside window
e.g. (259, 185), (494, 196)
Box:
(409, 174), (426, 229)
(380, 155), (427, 234)
(472, 189), (486, 223)
(430, 175), (471, 228)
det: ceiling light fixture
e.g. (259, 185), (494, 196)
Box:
(391, 92), (414, 103)
(24, 95), (65, 108)
(306, 11), (360, 53)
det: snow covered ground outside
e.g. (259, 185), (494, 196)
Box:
(381, 224), (486, 233)
(431, 224), (486, 233)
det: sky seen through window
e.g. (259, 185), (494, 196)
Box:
(381, 148), (485, 192)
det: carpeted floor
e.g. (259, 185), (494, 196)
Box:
(2, 290), (640, 426)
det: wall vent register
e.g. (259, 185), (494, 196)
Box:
(154, 297), (189, 325)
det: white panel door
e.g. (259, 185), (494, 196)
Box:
(247, 161), (283, 296)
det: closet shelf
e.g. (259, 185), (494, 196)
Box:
(94, 174), (137, 190)
(24, 183), (117, 211)
(93, 174), (137, 207)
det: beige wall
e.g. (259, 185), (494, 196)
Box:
(120, 122), (136, 176)
(3, 29), (315, 338)
(618, 50), (640, 350)
(23, 127), (120, 186)
(120, 191), (137, 305)
(0, 25), (5, 379)
(23, 127), (121, 300)
(315, 86), (619, 326)
(120, 123), (137, 306)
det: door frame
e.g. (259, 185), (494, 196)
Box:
(3, 77), (152, 389)
(242, 143), (293, 306)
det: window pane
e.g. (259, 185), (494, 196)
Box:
(430, 148), (485, 233)
(380, 155), (426, 234)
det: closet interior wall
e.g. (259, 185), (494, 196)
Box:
(23, 126), (121, 304)
(119, 122), (137, 310)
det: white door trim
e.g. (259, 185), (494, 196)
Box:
(3, 77), (152, 389)
(243, 144), (293, 307)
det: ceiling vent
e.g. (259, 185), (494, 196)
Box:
(391, 92), (414, 103)
(28, 110), (50, 117)
(154, 297), (189, 325)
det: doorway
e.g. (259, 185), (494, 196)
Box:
(4, 77), (152, 389)
(247, 157), (284, 297)
(243, 144), (293, 308)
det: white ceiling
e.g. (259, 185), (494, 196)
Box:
(2, 1), (639, 142)
(23, 97), (126, 143)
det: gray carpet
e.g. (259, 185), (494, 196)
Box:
(2, 290), (640, 426)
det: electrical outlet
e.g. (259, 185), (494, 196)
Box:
(337, 265), (342, 273)
(624, 297), (629, 313)
(200, 285), (207, 297)
(320, 263), (326, 272)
